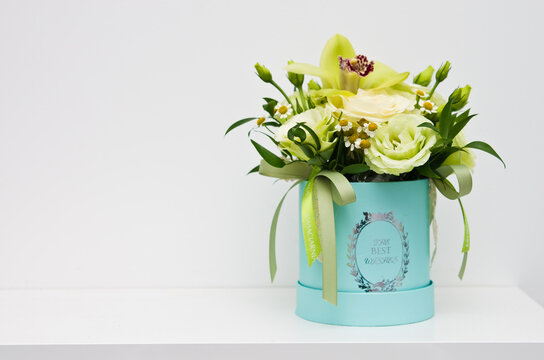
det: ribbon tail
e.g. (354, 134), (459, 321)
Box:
(301, 167), (322, 266)
(431, 218), (438, 266)
(429, 181), (438, 267)
(458, 197), (470, 279)
(269, 180), (303, 282)
(314, 177), (337, 305)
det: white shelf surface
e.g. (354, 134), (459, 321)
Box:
(0, 286), (543, 345)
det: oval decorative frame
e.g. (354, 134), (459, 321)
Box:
(347, 211), (409, 292)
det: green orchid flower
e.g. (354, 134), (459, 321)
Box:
(284, 34), (409, 91)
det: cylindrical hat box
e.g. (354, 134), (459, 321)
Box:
(296, 178), (434, 326)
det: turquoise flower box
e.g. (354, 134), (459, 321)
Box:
(296, 179), (434, 326)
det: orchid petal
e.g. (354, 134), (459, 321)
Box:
(319, 34), (356, 89)
(284, 62), (335, 88)
(360, 61), (409, 90)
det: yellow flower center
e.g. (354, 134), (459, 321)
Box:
(278, 105), (288, 114)
(256, 117), (265, 126)
(349, 134), (359, 143)
(360, 139), (371, 149)
(349, 58), (358, 67)
(339, 119), (349, 127)
(368, 122), (378, 131)
(416, 89), (425, 97)
(359, 132), (369, 139)
(423, 101), (434, 110)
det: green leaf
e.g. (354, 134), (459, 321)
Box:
(439, 99), (453, 139)
(225, 117), (256, 135)
(263, 121), (280, 127)
(307, 95), (315, 109)
(318, 146), (335, 161)
(298, 123), (321, 150)
(464, 141), (506, 168)
(416, 163), (440, 179)
(250, 140), (285, 168)
(262, 98), (278, 117)
(247, 165), (260, 175)
(449, 114), (477, 139)
(296, 143), (315, 159)
(288, 126), (307, 143)
(418, 122), (439, 133)
(341, 164), (370, 175)
(253, 130), (279, 145)
(430, 146), (464, 168)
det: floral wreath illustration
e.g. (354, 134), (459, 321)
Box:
(347, 211), (409, 292)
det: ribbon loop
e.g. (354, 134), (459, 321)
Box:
(434, 164), (472, 200)
(259, 160), (312, 180)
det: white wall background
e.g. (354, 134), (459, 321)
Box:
(0, 0), (542, 303)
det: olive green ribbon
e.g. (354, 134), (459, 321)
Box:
(259, 160), (356, 305)
(432, 164), (473, 279)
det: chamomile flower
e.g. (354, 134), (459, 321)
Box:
(418, 99), (438, 114)
(256, 116), (267, 126)
(335, 118), (352, 132)
(274, 104), (293, 120)
(344, 133), (362, 151)
(362, 122), (379, 137)
(414, 89), (427, 98)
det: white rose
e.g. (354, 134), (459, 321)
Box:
(328, 88), (415, 124)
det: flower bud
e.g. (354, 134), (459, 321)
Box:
(287, 61), (304, 87)
(307, 79), (321, 91)
(254, 63), (272, 83)
(450, 85), (471, 111)
(435, 61), (451, 83)
(413, 66), (434, 86)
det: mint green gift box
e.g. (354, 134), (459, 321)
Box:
(296, 178), (434, 326)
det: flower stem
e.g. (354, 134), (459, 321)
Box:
(296, 85), (308, 111)
(428, 81), (440, 99)
(270, 80), (294, 109)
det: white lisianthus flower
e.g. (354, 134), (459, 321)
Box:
(364, 113), (437, 175)
(328, 88), (416, 124)
(274, 108), (337, 161)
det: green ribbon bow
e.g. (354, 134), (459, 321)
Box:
(432, 164), (473, 279)
(260, 160), (356, 305)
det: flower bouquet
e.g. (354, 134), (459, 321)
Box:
(226, 34), (504, 326)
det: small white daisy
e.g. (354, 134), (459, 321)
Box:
(274, 104), (293, 120)
(335, 119), (352, 132)
(418, 99), (437, 114)
(344, 134), (362, 151)
(414, 89), (427, 98)
(362, 122), (379, 137)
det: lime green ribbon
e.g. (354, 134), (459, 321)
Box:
(432, 164), (473, 279)
(301, 167), (356, 305)
(259, 160), (356, 305)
